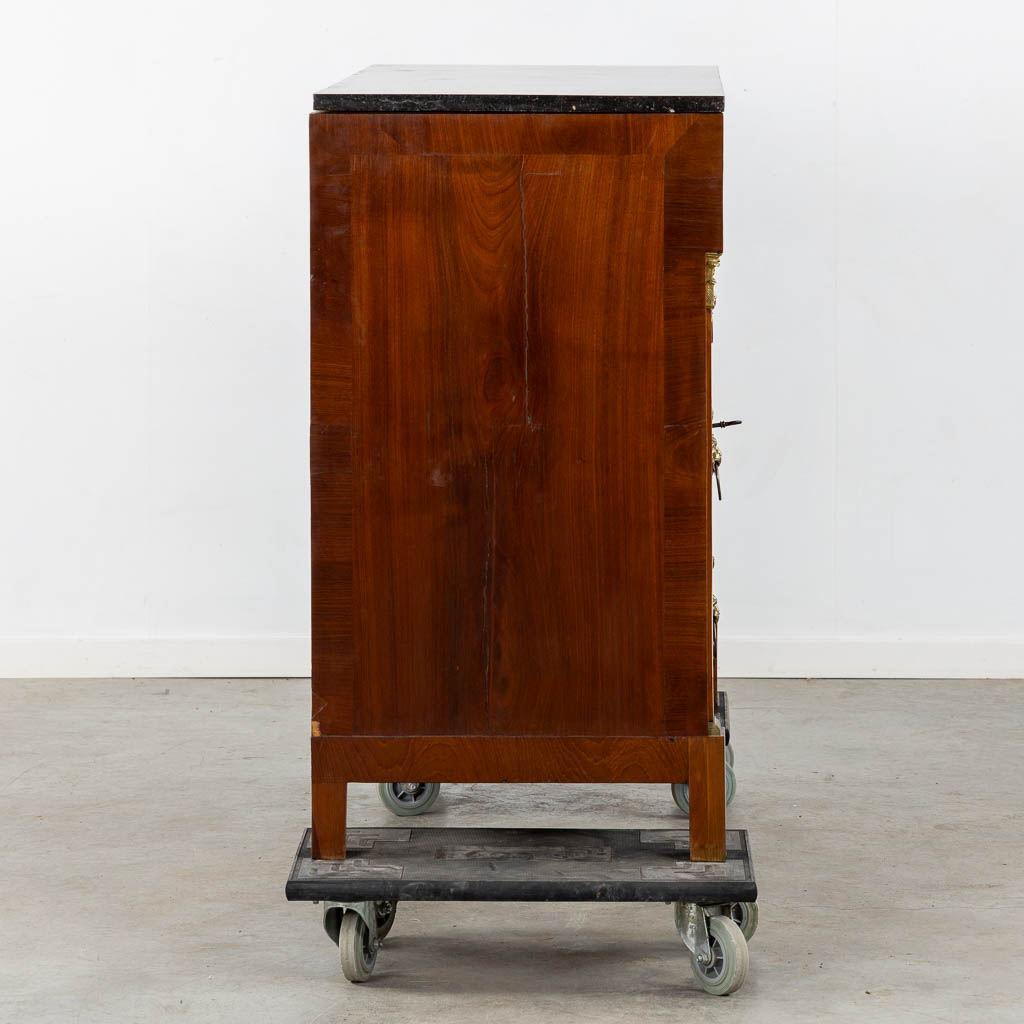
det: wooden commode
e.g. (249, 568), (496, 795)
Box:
(308, 65), (729, 862)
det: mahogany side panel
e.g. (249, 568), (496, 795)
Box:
(486, 154), (665, 736)
(347, 153), (525, 735)
(313, 734), (694, 783)
(661, 116), (722, 733)
(310, 118), (355, 732)
(309, 130), (352, 426)
(311, 424), (353, 733)
(308, 112), (695, 161)
(309, 112), (726, 860)
(663, 115), (723, 253)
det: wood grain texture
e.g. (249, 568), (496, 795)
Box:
(310, 139), (352, 426)
(486, 154), (665, 735)
(663, 116), (723, 253)
(311, 425), (353, 733)
(686, 735), (727, 861)
(661, 117), (722, 734)
(311, 781), (347, 860)
(348, 153), (524, 735)
(309, 112), (695, 161)
(310, 111), (725, 860)
(313, 735), (703, 783)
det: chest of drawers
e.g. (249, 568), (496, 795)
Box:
(309, 65), (728, 861)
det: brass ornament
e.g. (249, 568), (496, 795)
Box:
(705, 252), (721, 309)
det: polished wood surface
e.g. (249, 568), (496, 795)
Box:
(313, 735), (698, 782)
(310, 781), (346, 861)
(310, 112), (695, 158)
(311, 735), (725, 861)
(310, 111), (724, 860)
(488, 153), (664, 736)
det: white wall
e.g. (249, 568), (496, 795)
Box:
(1, 1), (1021, 678)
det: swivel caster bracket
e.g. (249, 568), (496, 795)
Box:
(322, 900), (379, 948)
(674, 901), (713, 965)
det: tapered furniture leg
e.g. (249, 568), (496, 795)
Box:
(311, 781), (347, 859)
(687, 737), (726, 861)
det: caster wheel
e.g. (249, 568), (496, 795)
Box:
(670, 782), (690, 815)
(373, 900), (398, 939)
(690, 914), (749, 996)
(729, 901), (758, 942)
(338, 910), (377, 983)
(377, 782), (441, 816)
(670, 762), (737, 816)
(725, 743), (735, 768)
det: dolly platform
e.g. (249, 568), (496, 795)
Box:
(286, 826), (758, 995)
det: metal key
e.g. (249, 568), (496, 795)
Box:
(710, 418), (740, 499)
(711, 435), (723, 499)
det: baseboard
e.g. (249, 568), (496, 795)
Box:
(718, 636), (1024, 679)
(0, 636), (311, 679)
(0, 635), (1021, 680)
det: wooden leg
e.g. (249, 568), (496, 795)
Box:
(311, 781), (347, 859)
(687, 736), (726, 861)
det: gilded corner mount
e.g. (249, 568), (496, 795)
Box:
(705, 252), (721, 309)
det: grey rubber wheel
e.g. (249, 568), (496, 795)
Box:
(729, 901), (758, 942)
(377, 782), (441, 816)
(670, 782), (691, 815)
(690, 914), (749, 995)
(725, 743), (735, 768)
(374, 900), (398, 939)
(338, 911), (377, 983)
(670, 762), (737, 817)
(725, 762), (737, 805)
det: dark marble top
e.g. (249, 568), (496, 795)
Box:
(314, 65), (723, 114)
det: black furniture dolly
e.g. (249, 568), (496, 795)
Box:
(286, 825), (757, 996)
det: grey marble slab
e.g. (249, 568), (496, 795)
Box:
(314, 64), (723, 114)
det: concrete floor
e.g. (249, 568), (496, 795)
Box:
(1, 678), (1021, 1023)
